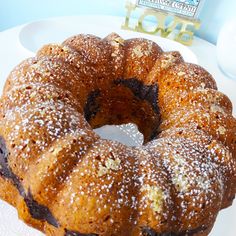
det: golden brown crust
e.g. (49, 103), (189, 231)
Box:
(123, 38), (163, 81)
(145, 137), (223, 233)
(0, 33), (235, 236)
(160, 88), (233, 120)
(0, 176), (18, 206)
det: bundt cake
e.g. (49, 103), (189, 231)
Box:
(0, 33), (235, 236)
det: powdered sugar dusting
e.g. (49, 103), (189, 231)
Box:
(0, 32), (235, 235)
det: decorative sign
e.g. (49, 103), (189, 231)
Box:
(122, 1), (204, 45)
(137, 0), (204, 18)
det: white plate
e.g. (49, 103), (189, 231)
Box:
(0, 15), (235, 236)
(18, 17), (197, 64)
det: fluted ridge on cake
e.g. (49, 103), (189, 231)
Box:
(0, 32), (235, 236)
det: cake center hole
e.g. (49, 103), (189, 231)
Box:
(94, 123), (144, 147)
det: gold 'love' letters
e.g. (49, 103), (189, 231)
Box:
(121, 2), (201, 46)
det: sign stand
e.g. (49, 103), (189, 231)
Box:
(122, 1), (204, 46)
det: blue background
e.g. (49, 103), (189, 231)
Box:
(0, 0), (235, 44)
